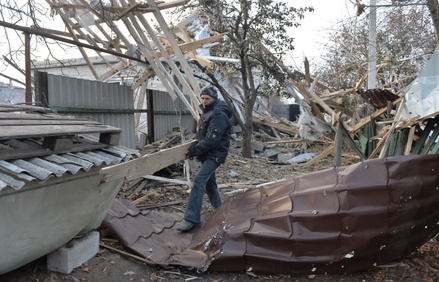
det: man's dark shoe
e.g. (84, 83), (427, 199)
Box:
(177, 220), (196, 232)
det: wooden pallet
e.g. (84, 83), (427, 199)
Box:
(0, 104), (121, 156)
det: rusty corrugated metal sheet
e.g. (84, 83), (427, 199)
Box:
(104, 153), (439, 274)
(357, 88), (399, 109)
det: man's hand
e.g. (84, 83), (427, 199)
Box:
(185, 146), (196, 160)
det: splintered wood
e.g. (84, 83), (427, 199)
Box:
(36, 1), (431, 166)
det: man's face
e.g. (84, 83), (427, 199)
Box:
(200, 94), (215, 108)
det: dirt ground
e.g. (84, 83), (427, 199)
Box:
(1, 142), (439, 282)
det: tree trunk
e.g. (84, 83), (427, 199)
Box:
(242, 103), (253, 157)
(240, 49), (257, 158)
(426, 0), (439, 44)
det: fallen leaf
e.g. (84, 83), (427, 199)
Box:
(82, 266), (92, 273)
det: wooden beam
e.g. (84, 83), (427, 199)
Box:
(404, 126), (416, 155)
(177, 24), (192, 42)
(349, 97), (403, 133)
(155, 33), (227, 58)
(305, 145), (334, 166)
(131, 69), (155, 91)
(334, 121), (343, 167)
(142, 175), (190, 186)
(128, 7), (201, 118)
(187, 53), (213, 68)
(146, 0), (202, 101)
(100, 140), (196, 183)
(252, 116), (298, 135)
(97, 60), (130, 82)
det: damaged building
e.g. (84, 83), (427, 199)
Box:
(1, 0), (439, 278)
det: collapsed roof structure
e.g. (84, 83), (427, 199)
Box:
(3, 0), (437, 160)
(2, 0), (439, 276)
(3, 0), (432, 161)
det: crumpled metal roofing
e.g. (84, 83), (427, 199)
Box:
(356, 88), (399, 109)
(0, 139), (139, 191)
(104, 153), (439, 274)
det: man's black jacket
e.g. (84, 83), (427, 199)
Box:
(187, 99), (232, 163)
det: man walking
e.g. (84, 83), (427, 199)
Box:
(177, 86), (233, 232)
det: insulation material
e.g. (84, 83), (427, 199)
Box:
(402, 46), (439, 120)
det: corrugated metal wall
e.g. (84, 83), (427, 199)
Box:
(46, 74), (136, 149)
(0, 85), (25, 104)
(152, 90), (195, 140)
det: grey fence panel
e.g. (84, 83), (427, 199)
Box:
(152, 90), (195, 140)
(47, 74), (136, 149)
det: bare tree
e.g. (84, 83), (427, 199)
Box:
(0, 0), (83, 85)
(318, 3), (436, 93)
(180, 0), (313, 158)
(425, 0), (439, 43)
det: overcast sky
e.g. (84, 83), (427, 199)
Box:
(288, 0), (357, 69)
(0, 0), (357, 86)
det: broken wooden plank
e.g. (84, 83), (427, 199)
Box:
(379, 118), (400, 158)
(100, 140), (196, 183)
(404, 126), (416, 155)
(142, 175), (190, 186)
(252, 116), (298, 135)
(0, 103), (53, 114)
(305, 145), (334, 167)
(340, 123), (367, 160)
(334, 121), (343, 167)
(218, 180), (267, 189)
(264, 138), (329, 145)
(0, 124), (121, 141)
(348, 97), (404, 133)
(0, 119), (101, 125)
(155, 33), (227, 58)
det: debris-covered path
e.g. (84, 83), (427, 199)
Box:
(2, 146), (439, 282)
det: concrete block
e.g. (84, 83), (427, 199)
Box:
(251, 141), (265, 152)
(47, 231), (99, 274)
(265, 147), (280, 158)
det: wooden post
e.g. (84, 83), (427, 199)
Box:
(335, 121), (343, 167)
(25, 32), (32, 104)
(147, 89), (155, 144)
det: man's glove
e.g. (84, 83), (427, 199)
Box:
(186, 146), (196, 160)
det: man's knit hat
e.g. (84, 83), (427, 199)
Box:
(200, 86), (218, 99)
